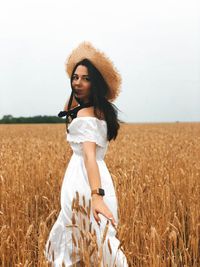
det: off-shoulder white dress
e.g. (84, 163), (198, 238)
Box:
(44, 117), (128, 266)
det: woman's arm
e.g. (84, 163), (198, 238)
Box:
(77, 107), (116, 227)
(82, 141), (102, 191)
(77, 107), (102, 191)
(83, 141), (117, 227)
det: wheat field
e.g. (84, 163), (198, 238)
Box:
(0, 122), (199, 266)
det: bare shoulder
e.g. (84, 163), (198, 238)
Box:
(77, 107), (105, 120)
(77, 107), (95, 118)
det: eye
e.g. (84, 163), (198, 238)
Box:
(84, 77), (90, 81)
(72, 75), (78, 80)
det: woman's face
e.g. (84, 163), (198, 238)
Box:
(72, 65), (91, 103)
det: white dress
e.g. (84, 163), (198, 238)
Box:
(44, 117), (128, 266)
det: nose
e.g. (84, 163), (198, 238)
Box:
(74, 77), (81, 85)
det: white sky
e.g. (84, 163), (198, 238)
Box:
(0, 0), (199, 123)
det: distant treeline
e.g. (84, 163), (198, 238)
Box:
(0, 115), (65, 124)
(0, 115), (127, 124)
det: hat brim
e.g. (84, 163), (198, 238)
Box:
(65, 41), (122, 102)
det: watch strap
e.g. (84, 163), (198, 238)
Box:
(91, 188), (105, 196)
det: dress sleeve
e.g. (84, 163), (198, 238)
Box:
(66, 118), (107, 148)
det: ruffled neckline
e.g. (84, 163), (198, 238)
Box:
(68, 116), (107, 129)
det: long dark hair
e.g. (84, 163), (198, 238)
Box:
(70, 58), (121, 141)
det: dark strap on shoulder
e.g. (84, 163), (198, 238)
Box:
(58, 102), (93, 122)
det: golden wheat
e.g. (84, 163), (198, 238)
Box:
(0, 122), (200, 266)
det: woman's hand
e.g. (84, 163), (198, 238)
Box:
(91, 194), (116, 228)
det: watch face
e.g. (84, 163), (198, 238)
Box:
(99, 188), (105, 196)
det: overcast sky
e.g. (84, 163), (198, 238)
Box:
(0, 0), (199, 123)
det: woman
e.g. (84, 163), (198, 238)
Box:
(45, 42), (128, 266)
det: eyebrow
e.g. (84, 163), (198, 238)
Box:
(73, 74), (89, 77)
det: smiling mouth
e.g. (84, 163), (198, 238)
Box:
(74, 90), (83, 95)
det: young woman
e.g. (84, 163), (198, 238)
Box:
(45, 42), (128, 266)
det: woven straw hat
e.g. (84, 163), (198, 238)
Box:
(65, 41), (122, 102)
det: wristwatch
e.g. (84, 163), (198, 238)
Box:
(91, 188), (105, 196)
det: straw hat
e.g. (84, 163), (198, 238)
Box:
(65, 41), (122, 102)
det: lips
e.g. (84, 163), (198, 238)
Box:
(74, 89), (83, 95)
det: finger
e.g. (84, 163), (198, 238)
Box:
(98, 207), (113, 222)
(93, 210), (101, 225)
(107, 215), (117, 228)
(100, 210), (115, 224)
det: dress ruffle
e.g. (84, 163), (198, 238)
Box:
(66, 117), (107, 148)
